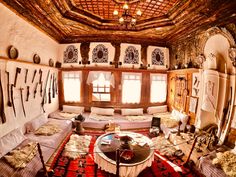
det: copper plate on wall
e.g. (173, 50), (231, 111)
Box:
(49, 58), (54, 67)
(33, 54), (41, 64)
(7, 45), (19, 59)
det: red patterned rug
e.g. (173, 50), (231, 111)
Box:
(48, 130), (203, 177)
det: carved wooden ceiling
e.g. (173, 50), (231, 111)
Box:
(2, 0), (236, 45)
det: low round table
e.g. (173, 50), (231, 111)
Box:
(94, 131), (154, 177)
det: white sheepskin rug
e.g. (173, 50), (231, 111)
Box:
(63, 134), (92, 159)
(4, 142), (38, 169)
(212, 151), (236, 177)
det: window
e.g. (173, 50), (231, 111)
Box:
(92, 73), (111, 101)
(63, 71), (81, 102)
(87, 71), (114, 102)
(150, 74), (167, 103)
(122, 72), (142, 104)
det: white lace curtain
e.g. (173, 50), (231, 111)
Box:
(63, 71), (82, 102)
(86, 71), (115, 87)
(122, 72), (142, 104)
(150, 73), (167, 103)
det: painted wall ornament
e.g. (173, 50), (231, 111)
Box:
(124, 46), (139, 64)
(207, 53), (217, 70)
(63, 45), (78, 63)
(228, 47), (236, 67)
(92, 44), (108, 63)
(151, 48), (164, 65)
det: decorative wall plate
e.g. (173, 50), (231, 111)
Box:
(49, 59), (54, 67)
(7, 45), (18, 59)
(33, 54), (41, 64)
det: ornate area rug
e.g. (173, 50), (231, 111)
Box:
(47, 130), (203, 177)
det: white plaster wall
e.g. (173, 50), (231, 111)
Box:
(59, 43), (82, 68)
(147, 46), (169, 70)
(0, 3), (59, 65)
(204, 34), (232, 74)
(0, 3), (59, 138)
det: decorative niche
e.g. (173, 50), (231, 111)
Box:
(63, 45), (78, 63)
(147, 46), (169, 70)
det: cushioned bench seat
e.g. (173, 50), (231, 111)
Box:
(82, 112), (153, 130)
(25, 118), (72, 148)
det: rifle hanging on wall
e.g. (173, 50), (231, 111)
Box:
(39, 69), (43, 97)
(5, 71), (12, 107)
(41, 70), (50, 112)
(48, 74), (52, 104)
(0, 70), (6, 124)
(52, 73), (55, 98)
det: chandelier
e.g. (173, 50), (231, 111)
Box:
(113, 1), (142, 28)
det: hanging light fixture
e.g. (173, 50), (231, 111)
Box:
(113, 1), (142, 28)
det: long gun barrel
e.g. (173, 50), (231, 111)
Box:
(41, 70), (50, 112)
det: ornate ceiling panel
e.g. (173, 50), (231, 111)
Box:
(1, 0), (236, 45)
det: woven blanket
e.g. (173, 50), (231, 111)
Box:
(63, 134), (92, 159)
(4, 142), (37, 169)
(89, 113), (114, 121)
(125, 115), (151, 121)
(35, 123), (61, 136)
(212, 151), (236, 177)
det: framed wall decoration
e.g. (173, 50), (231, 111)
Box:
(63, 45), (78, 63)
(151, 48), (164, 65)
(189, 96), (198, 113)
(92, 44), (108, 63)
(124, 46), (139, 64)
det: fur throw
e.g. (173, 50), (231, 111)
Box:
(4, 142), (37, 169)
(35, 123), (61, 136)
(89, 113), (114, 121)
(64, 134), (92, 159)
(212, 151), (236, 177)
(152, 136), (176, 156)
(59, 112), (78, 119)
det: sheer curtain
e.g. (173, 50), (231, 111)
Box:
(122, 72), (142, 104)
(63, 71), (81, 102)
(87, 71), (114, 87)
(150, 73), (167, 103)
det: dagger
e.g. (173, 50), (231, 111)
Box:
(34, 83), (38, 99)
(25, 69), (28, 84)
(26, 86), (30, 102)
(19, 87), (26, 117)
(0, 70), (6, 123)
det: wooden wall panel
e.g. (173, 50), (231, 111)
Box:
(167, 68), (199, 125)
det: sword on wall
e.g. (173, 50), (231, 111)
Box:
(5, 71), (12, 107)
(10, 84), (16, 117)
(0, 70), (6, 124)
(41, 70), (50, 112)
(19, 87), (26, 117)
